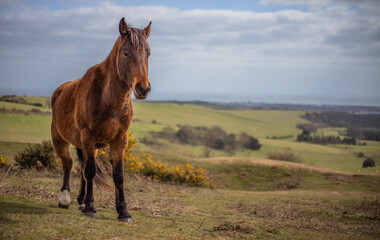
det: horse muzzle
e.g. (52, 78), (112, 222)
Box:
(134, 82), (151, 100)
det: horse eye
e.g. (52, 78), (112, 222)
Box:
(123, 51), (128, 57)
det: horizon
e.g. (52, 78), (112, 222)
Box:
(1, 87), (380, 107)
(0, 0), (379, 107)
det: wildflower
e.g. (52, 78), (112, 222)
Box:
(0, 155), (9, 167)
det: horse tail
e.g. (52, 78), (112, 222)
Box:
(76, 148), (112, 190)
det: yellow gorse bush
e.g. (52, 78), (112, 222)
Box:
(124, 132), (214, 188)
(0, 154), (9, 168)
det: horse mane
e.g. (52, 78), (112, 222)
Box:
(128, 26), (148, 52)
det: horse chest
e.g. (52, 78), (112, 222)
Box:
(96, 113), (131, 140)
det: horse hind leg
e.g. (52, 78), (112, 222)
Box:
(52, 125), (72, 209)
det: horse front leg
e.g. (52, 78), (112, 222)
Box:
(76, 148), (86, 211)
(81, 131), (97, 217)
(52, 124), (72, 209)
(110, 137), (132, 223)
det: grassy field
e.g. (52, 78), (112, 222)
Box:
(23, 96), (50, 108)
(133, 102), (307, 139)
(1, 97), (380, 239)
(0, 100), (379, 173)
(0, 101), (51, 112)
(1, 162), (380, 239)
(0, 114), (51, 143)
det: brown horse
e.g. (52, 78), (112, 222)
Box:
(51, 18), (152, 222)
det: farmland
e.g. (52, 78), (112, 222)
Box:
(0, 97), (380, 239)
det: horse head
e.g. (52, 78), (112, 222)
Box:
(117, 17), (151, 100)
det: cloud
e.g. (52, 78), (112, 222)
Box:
(0, 1), (379, 101)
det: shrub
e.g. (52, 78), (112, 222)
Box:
(363, 158), (375, 168)
(0, 95), (27, 104)
(357, 152), (365, 158)
(125, 153), (215, 188)
(267, 150), (300, 162)
(14, 140), (56, 170)
(124, 133), (214, 188)
(0, 155), (9, 168)
(296, 123), (318, 134)
(238, 133), (261, 150)
(152, 125), (261, 151)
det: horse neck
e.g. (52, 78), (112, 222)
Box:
(100, 36), (132, 110)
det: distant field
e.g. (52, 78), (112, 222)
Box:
(0, 98), (379, 173)
(0, 113), (51, 143)
(0, 101), (51, 112)
(133, 102), (307, 139)
(23, 96), (51, 108)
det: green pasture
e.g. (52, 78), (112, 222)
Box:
(0, 101), (51, 112)
(0, 114), (51, 143)
(133, 102), (306, 139)
(1, 97), (380, 239)
(0, 98), (379, 173)
(23, 96), (51, 108)
(316, 127), (346, 137)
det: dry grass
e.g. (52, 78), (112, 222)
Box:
(1, 167), (380, 239)
(267, 150), (301, 162)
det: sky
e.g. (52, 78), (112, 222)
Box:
(0, 0), (379, 106)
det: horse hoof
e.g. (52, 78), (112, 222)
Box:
(78, 204), (85, 211)
(83, 211), (97, 218)
(58, 202), (70, 209)
(58, 190), (71, 208)
(118, 217), (132, 223)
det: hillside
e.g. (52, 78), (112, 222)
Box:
(0, 99), (379, 173)
(1, 97), (380, 239)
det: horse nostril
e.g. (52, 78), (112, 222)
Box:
(136, 83), (144, 93)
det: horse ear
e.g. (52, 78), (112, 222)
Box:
(119, 17), (130, 37)
(144, 21), (152, 38)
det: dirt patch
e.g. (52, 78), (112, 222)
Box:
(212, 221), (255, 234)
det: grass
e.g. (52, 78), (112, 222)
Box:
(23, 96), (50, 108)
(0, 114), (51, 143)
(0, 141), (34, 161)
(316, 127), (346, 137)
(133, 102), (307, 139)
(1, 100), (379, 173)
(0, 101), (51, 112)
(1, 97), (380, 239)
(0, 167), (379, 239)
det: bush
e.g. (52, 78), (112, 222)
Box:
(357, 152), (365, 158)
(267, 150), (300, 162)
(363, 158), (375, 168)
(124, 133), (214, 188)
(296, 123), (318, 135)
(0, 95), (27, 104)
(152, 125), (261, 151)
(14, 140), (56, 170)
(125, 153), (215, 188)
(238, 133), (261, 150)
